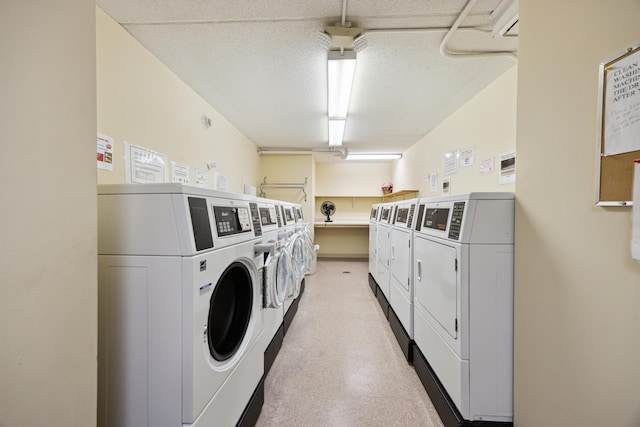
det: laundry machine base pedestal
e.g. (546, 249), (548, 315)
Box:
(389, 308), (412, 362)
(375, 285), (390, 319)
(367, 273), (378, 296)
(283, 279), (304, 335)
(412, 345), (513, 427)
(264, 324), (285, 377)
(299, 278), (306, 298)
(236, 378), (264, 427)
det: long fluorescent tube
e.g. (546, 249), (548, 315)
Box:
(345, 153), (403, 161)
(328, 50), (356, 118)
(328, 119), (346, 147)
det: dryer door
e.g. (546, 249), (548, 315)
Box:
(420, 238), (459, 340)
(390, 228), (411, 292)
(207, 261), (253, 361)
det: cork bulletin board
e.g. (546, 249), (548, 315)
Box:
(596, 43), (640, 206)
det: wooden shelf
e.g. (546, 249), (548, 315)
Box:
(381, 190), (419, 202)
(315, 195), (380, 199)
(314, 219), (369, 228)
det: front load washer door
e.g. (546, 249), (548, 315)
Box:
(263, 243), (293, 309)
(285, 232), (305, 299)
(207, 261), (253, 361)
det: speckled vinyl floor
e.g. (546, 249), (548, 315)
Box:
(255, 259), (444, 427)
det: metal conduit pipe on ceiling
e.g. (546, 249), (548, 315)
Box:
(257, 148), (349, 159)
(440, 0), (518, 62)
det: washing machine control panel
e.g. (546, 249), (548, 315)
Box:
(421, 202), (465, 240)
(393, 203), (417, 229)
(380, 206), (392, 223)
(424, 208), (450, 231)
(447, 202), (465, 240)
(283, 207), (294, 223)
(415, 193), (514, 244)
(249, 202), (262, 237)
(213, 206), (252, 237)
(259, 207), (278, 225)
(274, 206), (282, 227)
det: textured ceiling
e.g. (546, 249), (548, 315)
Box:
(97, 0), (518, 158)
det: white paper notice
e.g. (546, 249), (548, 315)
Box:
(480, 157), (494, 174)
(195, 168), (209, 188)
(171, 161), (190, 184)
(632, 160), (640, 261)
(604, 55), (640, 156)
(443, 151), (459, 176)
(214, 171), (229, 192)
(97, 133), (114, 171)
(499, 149), (516, 184)
(442, 177), (450, 194)
(460, 146), (475, 168)
(125, 142), (167, 184)
(430, 173), (438, 193)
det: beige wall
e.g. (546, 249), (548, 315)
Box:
(393, 66), (518, 196)
(315, 162), (392, 196)
(515, 1), (640, 426)
(0, 1), (97, 426)
(97, 8), (259, 192)
(315, 197), (380, 221)
(314, 162), (390, 257)
(314, 228), (369, 259)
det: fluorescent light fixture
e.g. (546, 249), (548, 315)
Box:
(328, 119), (346, 147)
(345, 153), (403, 161)
(328, 50), (356, 118)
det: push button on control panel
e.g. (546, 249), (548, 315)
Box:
(448, 202), (465, 240)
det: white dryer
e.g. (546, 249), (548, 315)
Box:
(412, 192), (514, 424)
(388, 198), (419, 361)
(367, 204), (381, 295)
(374, 202), (395, 317)
(98, 184), (265, 427)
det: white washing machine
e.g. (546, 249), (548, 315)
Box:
(293, 203), (315, 283)
(254, 198), (293, 375)
(388, 198), (419, 361)
(412, 192), (514, 424)
(280, 202), (312, 333)
(368, 204), (381, 295)
(97, 184), (265, 427)
(374, 202), (395, 317)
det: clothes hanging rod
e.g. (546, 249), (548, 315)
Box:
(260, 177), (308, 201)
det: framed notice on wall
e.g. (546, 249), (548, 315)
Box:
(596, 43), (640, 206)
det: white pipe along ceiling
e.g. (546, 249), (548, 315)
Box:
(97, 0), (519, 161)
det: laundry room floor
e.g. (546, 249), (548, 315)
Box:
(255, 259), (444, 427)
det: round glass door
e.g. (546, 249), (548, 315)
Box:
(207, 262), (253, 361)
